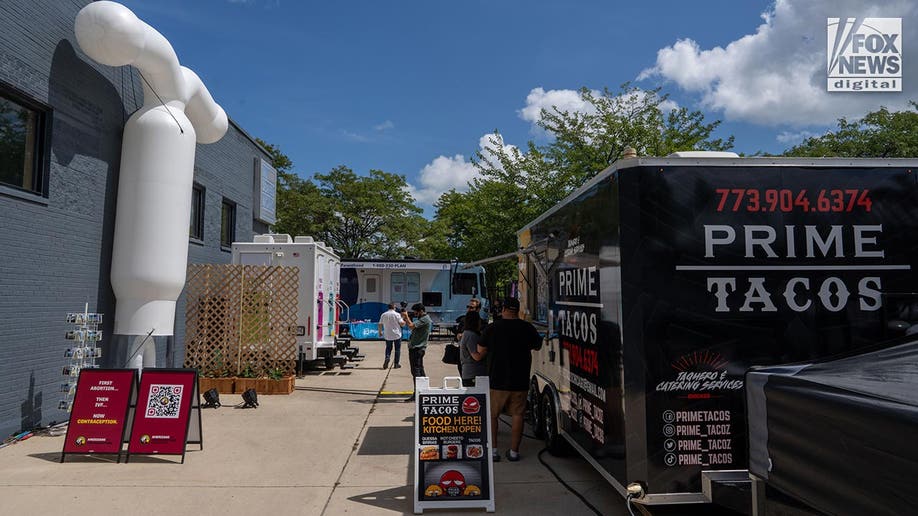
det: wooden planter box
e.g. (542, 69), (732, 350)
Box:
(263, 375), (295, 395)
(199, 377), (235, 394)
(199, 376), (294, 396)
(234, 377), (259, 394)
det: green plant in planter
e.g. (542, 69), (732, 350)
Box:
(203, 349), (234, 378)
(267, 367), (285, 381)
(240, 363), (258, 378)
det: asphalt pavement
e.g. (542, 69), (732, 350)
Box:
(0, 340), (629, 516)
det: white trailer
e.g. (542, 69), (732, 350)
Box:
(232, 234), (349, 369)
(339, 259), (488, 340)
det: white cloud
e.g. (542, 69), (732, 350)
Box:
(776, 130), (821, 144)
(518, 87), (679, 132)
(640, 0), (918, 126)
(519, 88), (595, 125)
(410, 155), (479, 204)
(374, 120), (395, 131)
(477, 132), (517, 165)
(410, 133), (518, 205)
(340, 129), (370, 142)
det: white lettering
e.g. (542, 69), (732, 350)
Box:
(705, 225), (735, 258)
(805, 225), (844, 258)
(783, 277), (812, 312)
(858, 277), (882, 311)
(702, 224), (885, 259)
(853, 225), (884, 258)
(745, 225), (778, 258)
(740, 277), (777, 312)
(817, 277), (850, 312)
(707, 278), (736, 312)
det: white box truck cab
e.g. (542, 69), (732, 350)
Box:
(232, 234), (346, 369)
(518, 154), (918, 512)
(339, 260), (487, 340)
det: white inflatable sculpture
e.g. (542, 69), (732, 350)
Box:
(75, 1), (228, 370)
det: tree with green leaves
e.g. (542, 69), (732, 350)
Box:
(477, 84), (733, 205)
(784, 102), (918, 157)
(315, 166), (423, 259)
(438, 83), (733, 290)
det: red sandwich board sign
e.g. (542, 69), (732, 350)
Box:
(61, 369), (137, 462)
(126, 368), (202, 463)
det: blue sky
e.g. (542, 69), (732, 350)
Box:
(119, 0), (917, 215)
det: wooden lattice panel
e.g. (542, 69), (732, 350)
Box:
(184, 264), (299, 377)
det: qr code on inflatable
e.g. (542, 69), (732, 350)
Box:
(145, 384), (183, 418)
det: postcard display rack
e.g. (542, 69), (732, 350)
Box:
(60, 305), (103, 412)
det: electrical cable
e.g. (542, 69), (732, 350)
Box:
(130, 67), (138, 111)
(625, 494), (638, 516)
(124, 328), (156, 366)
(137, 70), (184, 133)
(537, 448), (605, 516)
(497, 416), (605, 516)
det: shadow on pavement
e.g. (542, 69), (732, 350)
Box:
(346, 485), (413, 514)
(31, 451), (116, 463)
(357, 426), (413, 455)
(295, 386), (379, 396)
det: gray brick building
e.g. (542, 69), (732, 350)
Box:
(0, 0), (273, 436)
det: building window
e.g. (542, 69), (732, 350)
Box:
(452, 272), (478, 295)
(220, 199), (236, 248)
(190, 184), (204, 240)
(0, 86), (50, 195)
(391, 272), (421, 304)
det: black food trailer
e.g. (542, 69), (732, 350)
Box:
(517, 154), (918, 512)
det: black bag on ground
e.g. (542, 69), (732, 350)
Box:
(442, 343), (460, 365)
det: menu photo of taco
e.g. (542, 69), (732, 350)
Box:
(465, 444), (483, 459)
(419, 446), (439, 461)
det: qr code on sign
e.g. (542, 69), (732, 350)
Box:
(145, 384), (183, 418)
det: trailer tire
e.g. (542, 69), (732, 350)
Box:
(324, 355), (335, 369)
(541, 391), (568, 456)
(527, 379), (545, 439)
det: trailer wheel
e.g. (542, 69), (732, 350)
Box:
(541, 391), (568, 456)
(527, 379), (545, 439)
(324, 355), (335, 369)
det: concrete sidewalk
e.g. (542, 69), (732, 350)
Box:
(0, 341), (627, 516)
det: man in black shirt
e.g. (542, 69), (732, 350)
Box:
(477, 297), (542, 461)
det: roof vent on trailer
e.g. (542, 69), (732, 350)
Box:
(294, 236), (314, 243)
(253, 234), (274, 243)
(667, 151), (740, 158)
(259, 233), (292, 243)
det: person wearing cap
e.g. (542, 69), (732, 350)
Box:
(477, 296), (542, 462)
(402, 303), (432, 402)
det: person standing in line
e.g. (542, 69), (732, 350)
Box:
(454, 298), (488, 376)
(402, 303), (432, 402)
(456, 298), (488, 340)
(378, 302), (405, 370)
(477, 297), (541, 462)
(459, 310), (485, 387)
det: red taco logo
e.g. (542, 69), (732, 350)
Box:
(461, 396), (480, 414)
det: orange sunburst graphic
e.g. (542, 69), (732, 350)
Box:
(670, 350), (729, 372)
